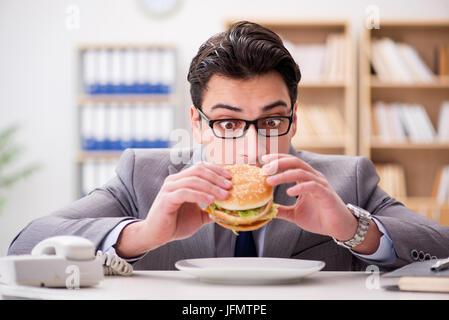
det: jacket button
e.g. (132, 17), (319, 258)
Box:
(410, 249), (419, 260)
(432, 256), (438, 260)
(418, 251), (425, 261)
(424, 253), (431, 260)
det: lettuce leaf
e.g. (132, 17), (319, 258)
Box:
(260, 203), (279, 220)
(210, 202), (279, 220)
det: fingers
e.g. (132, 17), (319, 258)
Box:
(162, 161), (232, 206)
(265, 168), (327, 187)
(167, 188), (217, 206)
(173, 161), (232, 190)
(285, 181), (330, 199)
(262, 154), (321, 177)
(193, 161), (232, 180)
(165, 176), (231, 201)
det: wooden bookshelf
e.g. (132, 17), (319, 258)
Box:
(360, 20), (449, 225)
(225, 20), (357, 155)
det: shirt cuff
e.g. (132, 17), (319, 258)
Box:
(99, 218), (146, 263)
(350, 217), (397, 264)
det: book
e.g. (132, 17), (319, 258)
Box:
(374, 163), (407, 198)
(293, 105), (345, 145)
(437, 102), (449, 142)
(397, 43), (434, 82)
(437, 44), (449, 76)
(372, 102), (437, 143)
(371, 37), (434, 83)
(435, 165), (449, 204)
(81, 159), (117, 196)
(382, 260), (449, 293)
(81, 47), (176, 95)
(80, 103), (174, 151)
(284, 33), (348, 83)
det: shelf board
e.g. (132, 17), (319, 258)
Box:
(227, 19), (349, 29)
(77, 151), (124, 162)
(373, 20), (449, 28)
(370, 77), (449, 89)
(78, 44), (176, 51)
(292, 139), (346, 149)
(299, 80), (347, 88)
(371, 138), (449, 150)
(78, 94), (175, 105)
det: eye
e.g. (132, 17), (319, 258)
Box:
(261, 118), (282, 128)
(218, 120), (241, 130)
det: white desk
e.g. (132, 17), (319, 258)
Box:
(1, 271), (448, 300)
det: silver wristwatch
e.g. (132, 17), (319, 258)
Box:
(333, 204), (372, 249)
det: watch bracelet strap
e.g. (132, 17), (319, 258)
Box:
(333, 205), (372, 249)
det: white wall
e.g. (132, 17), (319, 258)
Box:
(1, 0), (448, 256)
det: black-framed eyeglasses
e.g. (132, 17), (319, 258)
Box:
(196, 107), (293, 139)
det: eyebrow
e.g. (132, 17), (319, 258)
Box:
(210, 100), (288, 113)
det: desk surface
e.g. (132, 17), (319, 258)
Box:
(1, 271), (448, 300)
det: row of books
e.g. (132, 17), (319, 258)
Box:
(284, 33), (349, 82)
(435, 44), (449, 76)
(81, 160), (117, 196)
(374, 163), (407, 199)
(372, 102), (449, 143)
(81, 48), (176, 95)
(436, 165), (449, 204)
(294, 105), (346, 141)
(375, 163), (449, 204)
(80, 103), (174, 150)
(371, 37), (434, 83)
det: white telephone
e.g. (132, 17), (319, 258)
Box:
(0, 235), (133, 288)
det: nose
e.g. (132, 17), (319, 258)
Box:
(243, 124), (259, 165)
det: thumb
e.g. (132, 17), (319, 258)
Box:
(196, 203), (214, 225)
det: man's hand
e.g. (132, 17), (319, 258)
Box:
(261, 153), (382, 255)
(114, 162), (232, 258)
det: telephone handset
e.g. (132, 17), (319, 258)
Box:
(31, 235), (96, 261)
(0, 235), (133, 288)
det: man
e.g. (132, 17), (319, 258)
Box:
(8, 21), (449, 271)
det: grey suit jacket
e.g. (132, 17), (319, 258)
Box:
(8, 145), (449, 271)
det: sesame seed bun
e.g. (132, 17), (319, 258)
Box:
(205, 164), (277, 233)
(214, 164), (274, 211)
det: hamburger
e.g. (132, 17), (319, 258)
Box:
(205, 164), (279, 235)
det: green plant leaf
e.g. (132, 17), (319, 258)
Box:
(0, 162), (41, 189)
(0, 124), (20, 153)
(0, 145), (25, 171)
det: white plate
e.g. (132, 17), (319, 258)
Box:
(175, 257), (325, 284)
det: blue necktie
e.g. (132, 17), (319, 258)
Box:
(234, 231), (257, 257)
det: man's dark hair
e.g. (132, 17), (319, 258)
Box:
(187, 21), (301, 110)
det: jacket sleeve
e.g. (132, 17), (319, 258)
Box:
(356, 156), (449, 268)
(7, 149), (140, 255)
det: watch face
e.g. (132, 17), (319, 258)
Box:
(139, 0), (181, 17)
